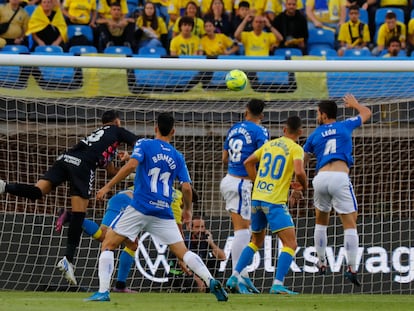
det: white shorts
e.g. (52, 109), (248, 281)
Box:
(312, 171), (358, 215)
(220, 174), (252, 220)
(111, 205), (183, 245)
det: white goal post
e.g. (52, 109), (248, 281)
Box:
(0, 55), (413, 294)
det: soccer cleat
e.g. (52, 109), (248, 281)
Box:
(0, 179), (5, 194)
(209, 279), (228, 302)
(344, 267), (361, 287)
(317, 259), (327, 275)
(269, 284), (298, 295)
(55, 208), (71, 233)
(225, 275), (251, 294)
(57, 256), (77, 285)
(241, 276), (260, 294)
(112, 287), (137, 293)
(84, 291), (110, 302)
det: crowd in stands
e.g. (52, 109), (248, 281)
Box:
(0, 0), (413, 57)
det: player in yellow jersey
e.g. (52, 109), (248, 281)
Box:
(226, 116), (307, 295)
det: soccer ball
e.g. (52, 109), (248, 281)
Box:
(225, 69), (248, 91)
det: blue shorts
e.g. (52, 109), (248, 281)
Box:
(251, 200), (294, 233)
(102, 191), (131, 227)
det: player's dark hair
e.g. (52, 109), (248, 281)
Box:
(179, 15), (195, 30)
(101, 110), (120, 124)
(157, 113), (174, 136)
(318, 100), (337, 119)
(286, 115), (302, 133)
(247, 99), (265, 116)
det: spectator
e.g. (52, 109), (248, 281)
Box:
(172, 1), (205, 38)
(383, 36), (402, 56)
(26, 0), (68, 51)
(233, 0), (265, 16)
(272, 0), (308, 54)
(170, 15), (203, 55)
(231, 1), (253, 35)
(136, 1), (168, 51)
(98, 0), (128, 19)
(234, 14), (282, 56)
(0, 0), (29, 48)
(203, 0), (232, 36)
(337, 5), (370, 56)
(373, 11), (406, 56)
(305, 0), (347, 32)
(407, 16), (414, 55)
(264, 0), (305, 22)
(200, 19), (238, 56)
(62, 0), (97, 26)
(96, 2), (136, 52)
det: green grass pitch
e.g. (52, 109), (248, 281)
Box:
(1, 292), (414, 311)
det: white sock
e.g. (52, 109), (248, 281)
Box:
(183, 251), (213, 285)
(98, 250), (114, 293)
(232, 229), (250, 277)
(314, 224), (328, 263)
(344, 228), (359, 272)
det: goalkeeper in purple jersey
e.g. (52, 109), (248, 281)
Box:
(0, 110), (138, 286)
(85, 113), (228, 302)
(303, 94), (371, 286)
(220, 99), (269, 294)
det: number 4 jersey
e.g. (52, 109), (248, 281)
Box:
(224, 120), (269, 177)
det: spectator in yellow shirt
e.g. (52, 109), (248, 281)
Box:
(136, 2), (168, 51)
(62, 0), (97, 26)
(0, 0), (29, 48)
(173, 1), (205, 37)
(234, 14), (282, 56)
(170, 15), (203, 55)
(374, 11), (405, 55)
(201, 19), (238, 56)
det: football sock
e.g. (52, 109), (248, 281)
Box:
(275, 246), (295, 283)
(99, 250), (114, 293)
(344, 228), (359, 272)
(116, 247), (135, 283)
(232, 229), (250, 276)
(82, 219), (101, 239)
(5, 183), (43, 200)
(65, 212), (85, 263)
(235, 242), (258, 275)
(183, 251), (212, 284)
(314, 224), (328, 262)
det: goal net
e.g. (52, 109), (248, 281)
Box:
(0, 55), (413, 294)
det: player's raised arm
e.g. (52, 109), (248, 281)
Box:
(343, 94), (372, 124)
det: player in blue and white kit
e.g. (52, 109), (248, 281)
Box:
(303, 94), (371, 286)
(220, 99), (269, 294)
(85, 113), (228, 302)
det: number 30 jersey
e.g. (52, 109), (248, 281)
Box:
(303, 116), (362, 172)
(130, 138), (191, 220)
(224, 121), (269, 177)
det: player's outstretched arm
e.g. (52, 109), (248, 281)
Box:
(343, 94), (372, 124)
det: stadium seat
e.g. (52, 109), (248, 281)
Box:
(307, 28), (335, 52)
(24, 4), (37, 16)
(343, 48), (372, 57)
(69, 45), (98, 55)
(345, 8), (369, 24)
(375, 7), (405, 30)
(138, 46), (167, 56)
(34, 45), (64, 53)
(309, 47), (338, 57)
(273, 48), (303, 57)
(0, 45), (29, 54)
(104, 45), (133, 56)
(67, 25), (94, 43)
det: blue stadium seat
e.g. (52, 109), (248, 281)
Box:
(104, 45), (133, 56)
(343, 48), (372, 57)
(34, 45), (64, 53)
(69, 45), (98, 55)
(138, 46), (167, 56)
(307, 28), (335, 52)
(309, 47), (338, 57)
(378, 49), (406, 57)
(0, 45), (29, 54)
(274, 48), (303, 57)
(67, 25), (94, 42)
(24, 4), (37, 16)
(375, 8), (404, 30)
(346, 8), (369, 24)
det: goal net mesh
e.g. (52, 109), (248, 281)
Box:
(0, 56), (413, 294)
